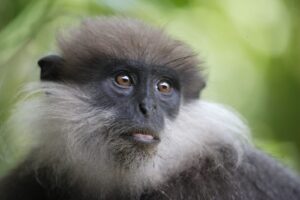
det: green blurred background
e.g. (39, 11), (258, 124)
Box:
(0, 0), (299, 176)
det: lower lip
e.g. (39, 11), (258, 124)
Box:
(123, 133), (160, 144)
(133, 133), (154, 142)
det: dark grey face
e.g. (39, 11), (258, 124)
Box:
(88, 58), (181, 149)
(38, 56), (181, 152)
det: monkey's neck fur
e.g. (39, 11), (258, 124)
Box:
(15, 83), (249, 198)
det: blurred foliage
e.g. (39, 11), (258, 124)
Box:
(0, 0), (299, 175)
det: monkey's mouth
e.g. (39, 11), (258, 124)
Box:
(121, 129), (160, 145)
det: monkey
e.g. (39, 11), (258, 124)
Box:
(0, 17), (299, 200)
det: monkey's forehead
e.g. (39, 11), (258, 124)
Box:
(57, 17), (205, 99)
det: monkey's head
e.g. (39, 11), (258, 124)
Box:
(35, 17), (205, 177)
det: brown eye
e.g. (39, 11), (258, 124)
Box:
(115, 73), (132, 87)
(157, 80), (172, 94)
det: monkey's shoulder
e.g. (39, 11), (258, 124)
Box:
(142, 147), (300, 200)
(0, 159), (74, 200)
(0, 162), (45, 200)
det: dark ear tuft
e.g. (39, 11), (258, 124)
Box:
(38, 55), (64, 81)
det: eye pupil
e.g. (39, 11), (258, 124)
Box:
(115, 74), (132, 87)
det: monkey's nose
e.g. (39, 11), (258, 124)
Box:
(139, 101), (157, 117)
(139, 103), (148, 116)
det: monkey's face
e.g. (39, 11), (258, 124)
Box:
(37, 18), (205, 167)
(85, 59), (181, 160)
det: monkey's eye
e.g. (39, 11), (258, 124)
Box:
(115, 73), (133, 88)
(157, 80), (172, 94)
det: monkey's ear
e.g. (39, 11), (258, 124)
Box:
(38, 55), (64, 81)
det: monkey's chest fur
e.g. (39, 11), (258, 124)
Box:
(1, 147), (298, 200)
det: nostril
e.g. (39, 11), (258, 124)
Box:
(139, 103), (148, 116)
